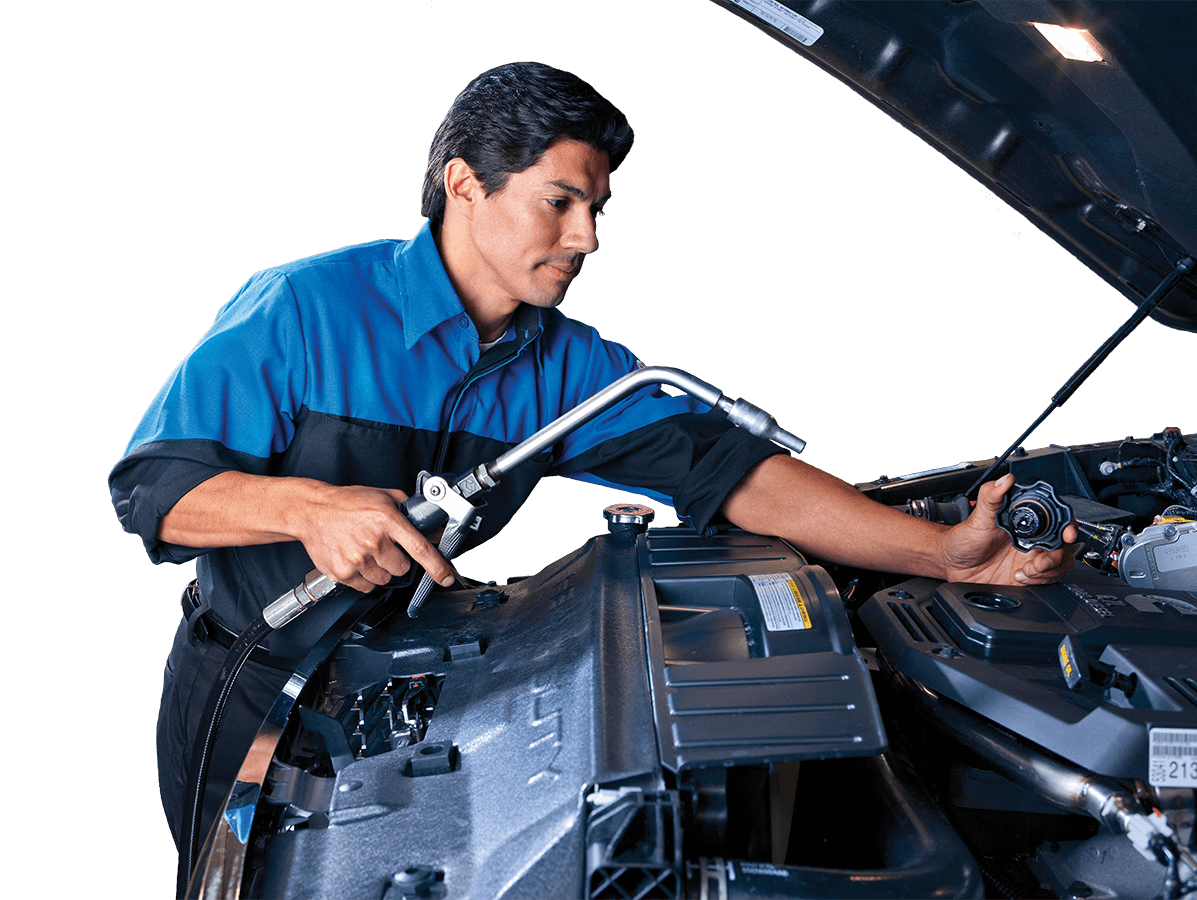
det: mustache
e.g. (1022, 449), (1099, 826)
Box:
(543, 254), (585, 272)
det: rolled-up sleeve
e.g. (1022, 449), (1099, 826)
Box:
(551, 409), (782, 533)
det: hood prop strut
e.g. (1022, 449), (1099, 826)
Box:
(964, 255), (1194, 499)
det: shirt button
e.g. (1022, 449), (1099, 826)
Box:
(458, 315), (468, 327)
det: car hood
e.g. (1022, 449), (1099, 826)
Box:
(713, 0), (1197, 332)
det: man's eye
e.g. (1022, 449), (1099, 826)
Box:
(548, 198), (568, 210)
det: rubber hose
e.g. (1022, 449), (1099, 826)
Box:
(178, 614), (275, 897)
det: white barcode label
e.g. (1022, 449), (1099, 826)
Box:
(750, 574), (812, 631)
(1148, 728), (1197, 787)
(727, 0), (824, 47)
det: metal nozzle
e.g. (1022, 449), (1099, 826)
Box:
(719, 397), (806, 454)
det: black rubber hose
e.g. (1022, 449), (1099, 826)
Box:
(177, 614), (275, 897)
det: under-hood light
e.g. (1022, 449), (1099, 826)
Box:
(1031, 22), (1104, 62)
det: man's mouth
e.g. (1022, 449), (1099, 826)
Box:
(545, 257), (583, 278)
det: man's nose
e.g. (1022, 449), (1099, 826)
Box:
(563, 209), (599, 255)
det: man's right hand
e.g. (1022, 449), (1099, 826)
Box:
(157, 472), (457, 595)
(294, 483), (456, 593)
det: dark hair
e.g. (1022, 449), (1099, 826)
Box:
(421, 62), (634, 224)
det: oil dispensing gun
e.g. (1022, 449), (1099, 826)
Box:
(263, 365), (806, 624)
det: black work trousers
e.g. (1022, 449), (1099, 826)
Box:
(157, 614), (291, 856)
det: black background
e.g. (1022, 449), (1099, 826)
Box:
(95, 0), (1187, 866)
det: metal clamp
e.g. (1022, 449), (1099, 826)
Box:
(263, 569), (339, 629)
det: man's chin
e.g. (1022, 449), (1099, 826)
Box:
(522, 285), (571, 309)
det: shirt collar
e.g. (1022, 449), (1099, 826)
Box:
(395, 219), (543, 351)
(395, 219), (469, 350)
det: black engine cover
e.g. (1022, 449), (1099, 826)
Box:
(861, 570), (1197, 780)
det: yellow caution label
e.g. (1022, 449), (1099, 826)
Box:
(1059, 642), (1074, 678)
(789, 580), (813, 630)
(750, 573), (813, 631)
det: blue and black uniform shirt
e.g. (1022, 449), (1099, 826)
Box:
(110, 222), (781, 654)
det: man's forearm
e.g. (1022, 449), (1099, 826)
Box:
(720, 455), (951, 579)
(157, 471), (455, 594)
(158, 471), (323, 548)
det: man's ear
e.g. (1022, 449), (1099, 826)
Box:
(444, 158), (481, 220)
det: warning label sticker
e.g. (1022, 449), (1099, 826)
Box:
(1149, 728), (1197, 787)
(726, 0), (824, 47)
(750, 574), (813, 632)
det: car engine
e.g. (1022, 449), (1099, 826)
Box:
(188, 429), (1196, 899)
(855, 428), (1197, 899)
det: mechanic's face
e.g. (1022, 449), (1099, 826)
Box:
(466, 138), (611, 313)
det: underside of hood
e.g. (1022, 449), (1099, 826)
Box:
(713, 0), (1197, 331)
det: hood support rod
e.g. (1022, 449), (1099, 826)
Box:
(964, 255), (1194, 499)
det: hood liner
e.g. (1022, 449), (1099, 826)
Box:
(713, 0), (1197, 332)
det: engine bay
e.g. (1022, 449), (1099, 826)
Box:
(188, 429), (1196, 899)
(134, 3), (1197, 896)
(854, 428), (1197, 899)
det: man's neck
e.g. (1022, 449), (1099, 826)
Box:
(462, 302), (514, 344)
(432, 218), (519, 344)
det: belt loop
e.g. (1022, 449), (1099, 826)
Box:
(182, 580), (211, 646)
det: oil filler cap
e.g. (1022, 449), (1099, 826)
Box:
(604, 504), (655, 535)
(997, 480), (1072, 552)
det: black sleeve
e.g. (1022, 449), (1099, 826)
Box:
(548, 410), (784, 533)
(108, 438), (272, 564)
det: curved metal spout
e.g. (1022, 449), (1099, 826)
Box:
(483, 365), (805, 484)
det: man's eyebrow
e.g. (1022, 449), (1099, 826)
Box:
(547, 180), (612, 204)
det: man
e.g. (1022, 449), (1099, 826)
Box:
(110, 61), (1073, 866)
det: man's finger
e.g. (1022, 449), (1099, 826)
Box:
(975, 473), (1015, 518)
(1016, 545), (1076, 583)
(388, 516), (456, 587)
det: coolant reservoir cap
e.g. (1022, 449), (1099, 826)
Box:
(604, 504), (655, 534)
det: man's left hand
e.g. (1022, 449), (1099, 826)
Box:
(938, 473), (1077, 585)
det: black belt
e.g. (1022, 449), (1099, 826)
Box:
(180, 580), (299, 671)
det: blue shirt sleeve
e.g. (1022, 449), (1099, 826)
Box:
(110, 270), (308, 561)
(125, 270), (307, 457)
